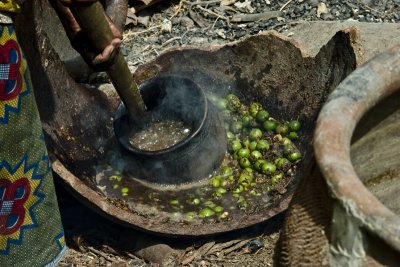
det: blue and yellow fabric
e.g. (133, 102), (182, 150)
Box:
(0, 11), (67, 267)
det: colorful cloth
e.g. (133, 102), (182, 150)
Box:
(0, 0), (20, 13)
(0, 25), (66, 266)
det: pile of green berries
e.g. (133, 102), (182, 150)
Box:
(213, 93), (302, 191)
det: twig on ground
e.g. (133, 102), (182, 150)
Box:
(187, 0), (221, 6)
(279, 0), (294, 11)
(123, 25), (162, 39)
(223, 239), (252, 256)
(87, 247), (120, 263)
(180, 241), (216, 265)
(196, 5), (230, 21)
(162, 37), (182, 47)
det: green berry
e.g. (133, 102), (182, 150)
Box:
(237, 148), (250, 158)
(121, 187), (129, 194)
(281, 137), (292, 146)
(199, 208), (215, 217)
(254, 159), (267, 171)
(239, 157), (251, 168)
(170, 199), (179, 205)
(238, 173), (253, 186)
(261, 162), (277, 174)
(221, 166), (233, 176)
(256, 110), (269, 123)
(250, 150), (263, 162)
(263, 120), (277, 132)
(249, 128), (263, 141)
(214, 206), (224, 213)
(226, 94), (241, 111)
(276, 124), (289, 135)
(192, 198), (201, 205)
(249, 141), (258, 151)
(249, 102), (262, 118)
(241, 115), (253, 126)
(288, 152), (302, 162)
(230, 140), (242, 152)
(256, 140), (270, 152)
(288, 131), (299, 139)
(274, 157), (291, 169)
(210, 176), (222, 187)
(289, 120), (301, 131)
(216, 187), (227, 194)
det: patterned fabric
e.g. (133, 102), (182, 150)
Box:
(0, 0), (20, 13)
(0, 25), (66, 266)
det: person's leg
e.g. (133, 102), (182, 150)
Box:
(0, 24), (66, 267)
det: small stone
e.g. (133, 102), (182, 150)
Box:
(317, 2), (329, 18)
(161, 19), (172, 33)
(235, 30), (247, 38)
(321, 12), (334, 20)
(179, 16), (194, 28)
(137, 15), (149, 27)
(308, 0), (319, 8)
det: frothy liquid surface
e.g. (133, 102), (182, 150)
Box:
(129, 120), (192, 151)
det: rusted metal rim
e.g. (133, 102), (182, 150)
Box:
(52, 159), (293, 236)
(314, 45), (400, 249)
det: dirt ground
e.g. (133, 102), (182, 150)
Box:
(58, 0), (400, 266)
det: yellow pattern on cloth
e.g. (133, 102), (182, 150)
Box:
(0, 0), (20, 13)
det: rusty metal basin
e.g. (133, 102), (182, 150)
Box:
(15, 0), (358, 236)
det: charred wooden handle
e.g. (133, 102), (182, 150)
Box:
(74, 2), (146, 120)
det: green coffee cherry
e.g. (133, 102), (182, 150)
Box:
(204, 200), (216, 208)
(261, 162), (277, 174)
(256, 110), (269, 123)
(221, 166), (233, 176)
(249, 141), (258, 151)
(256, 140), (270, 152)
(226, 94), (241, 111)
(240, 157), (251, 168)
(170, 199), (179, 205)
(230, 139), (242, 152)
(210, 176), (222, 187)
(271, 172), (284, 185)
(241, 115), (253, 126)
(274, 157), (291, 170)
(232, 185), (244, 193)
(216, 187), (227, 194)
(249, 128), (263, 141)
(239, 173), (253, 187)
(192, 198), (201, 205)
(214, 206), (224, 213)
(249, 102), (262, 118)
(263, 120), (277, 132)
(281, 137), (292, 147)
(254, 159), (267, 171)
(289, 120), (301, 131)
(199, 208), (215, 217)
(288, 131), (299, 139)
(237, 148), (250, 158)
(276, 124), (289, 135)
(250, 150), (263, 162)
(288, 152), (302, 162)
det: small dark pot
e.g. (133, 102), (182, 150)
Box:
(114, 76), (227, 185)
